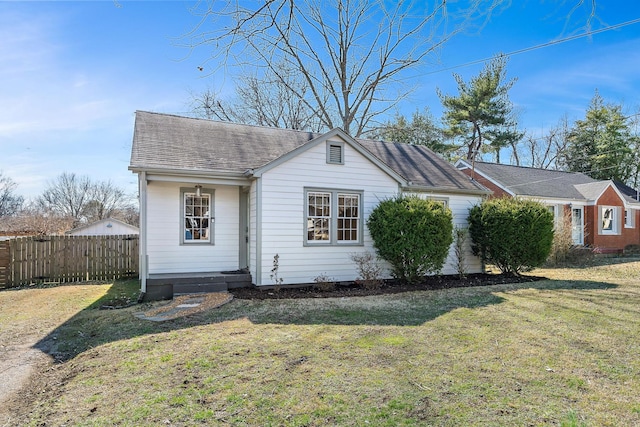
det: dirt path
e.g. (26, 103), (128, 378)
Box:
(0, 285), (111, 425)
(0, 338), (52, 426)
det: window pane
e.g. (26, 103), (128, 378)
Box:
(602, 208), (614, 231)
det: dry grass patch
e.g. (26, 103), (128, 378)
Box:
(5, 261), (640, 426)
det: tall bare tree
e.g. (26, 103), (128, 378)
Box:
(511, 117), (570, 169)
(186, 1), (600, 136)
(36, 173), (134, 227)
(191, 63), (324, 130)
(0, 172), (23, 217)
(186, 0), (507, 136)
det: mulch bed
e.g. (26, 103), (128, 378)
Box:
(230, 273), (546, 300)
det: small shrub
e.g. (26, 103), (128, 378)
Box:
(453, 227), (468, 279)
(270, 254), (284, 287)
(624, 244), (640, 256)
(313, 273), (336, 292)
(367, 195), (453, 284)
(565, 246), (595, 266)
(468, 198), (554, 275)
(350, 252), (383, 290)
(547, 209), (574, 266)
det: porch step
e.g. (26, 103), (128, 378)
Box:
(174, 282), (228, 294)
(145, 272), (252, 301)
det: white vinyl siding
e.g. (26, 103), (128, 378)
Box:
(256, 138), (398, 285)
(254, 137), (484, 286)
(404, 192), (484, 275)
(145, 181), (240, 274)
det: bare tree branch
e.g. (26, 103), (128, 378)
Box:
(183, 0), (506, 136)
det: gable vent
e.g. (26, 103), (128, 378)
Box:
(328, 143), (344, 164)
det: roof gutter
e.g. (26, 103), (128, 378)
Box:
(128, 166), (250, 184)
(402, 184), (491, 196)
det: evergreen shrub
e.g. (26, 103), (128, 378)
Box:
(468, 198), (554, 275)
(367, 195), (453, 284)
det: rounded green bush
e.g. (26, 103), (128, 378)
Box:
(367, 195), (453, 284)
(468, 198), (554, 275)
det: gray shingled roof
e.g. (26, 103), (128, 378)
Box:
(469, 161), (640, 205)
(471, 161), (598, 200)
(615, 180), (640, 202)
(130, 111), (486, 193)
(358, 139), (483, 191)
(130, 111), (319, 173)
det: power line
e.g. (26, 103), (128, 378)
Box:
(411, 16), (640, 78)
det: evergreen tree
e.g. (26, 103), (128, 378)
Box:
(372, 109), (456, 156)
(438, 55), (522, 163)
(561, 91), (635, 182)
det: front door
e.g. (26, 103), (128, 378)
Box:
(571, 207), (584, 245)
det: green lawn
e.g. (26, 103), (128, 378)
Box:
(3, 260), (640, 426)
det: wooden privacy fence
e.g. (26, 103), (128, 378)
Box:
(0, 235), (139, 288)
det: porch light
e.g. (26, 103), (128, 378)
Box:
(195, 185), (202, 197)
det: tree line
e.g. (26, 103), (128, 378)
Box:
(0, 172), (137, 236)
(186, 0), (638, 189)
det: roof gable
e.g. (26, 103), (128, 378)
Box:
(250, 128), (407, 185)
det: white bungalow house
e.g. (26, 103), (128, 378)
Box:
(129, 111), (490, 300)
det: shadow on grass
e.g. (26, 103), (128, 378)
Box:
(547, 255), (640, 269)
(33, 278), (617, 363)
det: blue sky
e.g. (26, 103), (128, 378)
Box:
(2, 1), (640, 200)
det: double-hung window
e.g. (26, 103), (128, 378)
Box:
(181, 188), (214, 244)
(306, 189), (363, 245)
(600, 206), (619, 235)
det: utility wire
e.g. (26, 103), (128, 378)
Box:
(412, 16), (640, 77)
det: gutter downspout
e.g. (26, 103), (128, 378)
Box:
(139, 171), (148, 295)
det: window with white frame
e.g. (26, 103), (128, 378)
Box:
(337, 193), (360, 241)
(307, 191), (331, 242)
(181, 188), (214, 244)
(600, 206), (619, 235)
(306, 189), (362, 245)
(625, 208), (635, 228)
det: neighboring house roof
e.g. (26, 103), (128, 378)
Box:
(457, 160), (597, 200)
(457, 160), (640, 206)
(130, 111), (487, 195)
(66, 218), (139, 236)
(615, 180), (640, 202)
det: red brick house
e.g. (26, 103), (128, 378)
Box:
(456, 160), (640, 253)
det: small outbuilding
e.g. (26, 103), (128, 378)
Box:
(66, 218), (139, 236)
